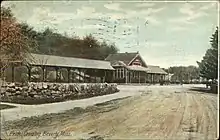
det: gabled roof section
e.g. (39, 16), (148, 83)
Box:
(128, 53), (147, 67)
(105, 52), (138, 65)
(147, 65), (167, 74)
(26, 53), (114, 70)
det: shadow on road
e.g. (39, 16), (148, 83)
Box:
(0, 104), (16, 110)
(189, 87), (217, 94)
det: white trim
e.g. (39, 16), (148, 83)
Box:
(128, 53), (139, 66)
(137, 53), (148, 67)
(122, 67), (124, 78)
(128, 53), (148, 67)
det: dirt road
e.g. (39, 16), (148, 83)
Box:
(1, 85), (218, 140)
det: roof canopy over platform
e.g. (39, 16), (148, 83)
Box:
(147, 65), (167, 74)
(126, 65), (149, 72)
(26, 53), (114, 70)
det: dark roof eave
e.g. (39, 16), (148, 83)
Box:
(28, 63), (115, 70)
(147, 72), (168, 74)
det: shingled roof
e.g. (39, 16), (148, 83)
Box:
(26, 53), (114, 70)
(147, 65), (167, 74)
(105, 52), (167, 74)
(126, 65), (149, 72)
(105, 52), (138, 65)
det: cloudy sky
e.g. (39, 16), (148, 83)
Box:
(2, 0), (219, 68)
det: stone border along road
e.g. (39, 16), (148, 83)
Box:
(0, 85), (148, 122)
(0, 84), (205, 122)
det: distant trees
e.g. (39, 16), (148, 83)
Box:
(17, 22), (119, 60)
(18, 23), (39, 52)
(197, 27), (218, 81)
(164, 66), (199, 83)
(1, 6), (119, 61)
(33, 29), (119, 60)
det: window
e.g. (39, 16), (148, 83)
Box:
(133, 71), (139, 78)
(130, 72), (133, 78)
(115, 68), (124, 78)
(132, 59), (142, 66)
(120, 68), (124, 78)
(133, 62), (141, 66)
(133, 72), (136, 78)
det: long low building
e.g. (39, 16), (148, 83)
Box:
(4, 52), (167, 84)
(4, 53), (115, 83)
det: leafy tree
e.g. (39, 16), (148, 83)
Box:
(0, 6), (33, 78)
(0, 7), (119, 81)
(33, 30), (119, 60)
(36, 28), (62, 55)
(197, 27), (218, 80)
(18, 22), (39, 53)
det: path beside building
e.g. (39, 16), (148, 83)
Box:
(1, 85), (148, 122)
(0, 84), (206, 122)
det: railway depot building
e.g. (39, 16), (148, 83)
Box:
(2, 52), (167, 84)
(105, 52), (167, 83)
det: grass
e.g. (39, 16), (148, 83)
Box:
(0, 104), (16, 110)
(3, 97), (130, 131)
(0, 90), (118, 105)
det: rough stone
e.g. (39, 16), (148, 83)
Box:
(43, 84), (48, 89)
(8, 83), (15, 88)
(28, 91), (37, 96)
(45, 91), (51, 96)
(51, 90), (56, 95)
(33, 95), (41, 98)
(28, 87), (32, 93)
(0, 82), (119, 103)
(0, 88), (6, 93)
(9, 88), (16, 93)
(22, 92), (29, 97)
(33, 86), (38, 90)
(74, 86), (79, 93)
(15, 91), (21, 95)
(38, 84), (43, 90)
(6, 92), (12, 96)
(22, 86), (29, 91)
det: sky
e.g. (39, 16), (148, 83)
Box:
(2, 0), (219, 68)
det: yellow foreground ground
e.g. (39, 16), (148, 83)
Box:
(2, 85), (218, 140)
